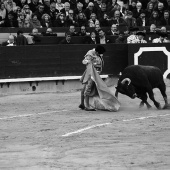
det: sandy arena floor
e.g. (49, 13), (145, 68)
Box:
(0, 84), (170, 170)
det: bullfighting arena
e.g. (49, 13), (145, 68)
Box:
(1, 80), (170, 170)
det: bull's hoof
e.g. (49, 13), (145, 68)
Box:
(156, 103), (162, 110)
(139, 102), (144, 108)
(163, 104), (170, 109)
(147, 105), (152, 110)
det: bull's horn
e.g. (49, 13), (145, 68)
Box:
(121, 78), (131, 85)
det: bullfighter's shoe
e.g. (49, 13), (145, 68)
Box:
(79, 104), (85, 110)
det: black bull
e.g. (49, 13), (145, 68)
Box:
(115, 65), (169, 109)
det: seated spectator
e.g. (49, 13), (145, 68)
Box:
(29, 0), (40, 13)
(77, 26), (90, 36)
(41, 27), (57, 36)
(0, 15), (4, 26)
(74, 2), (84, 17)
(65, 9), (78, 27)
(16, 0), (27, 9)
(84, 2), (97, 20)
(41, 13), (52, 27)
(146, 10), (162, 26)
(128, 0), (137, 12)
(88, 13), (100, 27)
(115, 31), (126, 43)
(96, 29), (112, 44)
(145, 2), (154, 18)
(127, 26), (139, 43)
(4, 11), (18, 27)
(77, 12), (88, 27)
(1, 35), (16, 46)
(53, 12), (66, 27)
(22, 4), (32, 20)
(108, 10), (127, 26)
(23, 18), (31, 28)
(16, 30), (28, 45)
(17, 11), (27, 28)
(148, 23), (157, 33)
(125, 11), (137, 28)
(160, 26), (167, 32)
(46, 2), (59, 23)
(152, 32), (169, 43)
(135, 31), (147, 43)
(136, 10), (147, 26)
(94, 23), (101, 36)
(68, 25), (78, 36)
(29, 13), (42, 28)
(55, 0), (64, 12)
(133, 2), (143, 19)
(34, 4), (45, 21)
(107, 24), (119, 35)
(60, 2), (71, 17)
(107, 0), (121, 16)
(28, 28), (41, 44)
(59, 32), (73, 44)
(84, 31), (97, 44)
(4, 0), (16, 13)
(43, 0), (51, 13)
(156, 2), (164, 19)
(0, 3), (7, 21)
(160, 10), (170, 26)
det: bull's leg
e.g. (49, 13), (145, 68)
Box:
(147, 87), (161, 109)
(158, 83), (169, 109)
(139, 93), (152, 109)
(115, 90), (118, 98)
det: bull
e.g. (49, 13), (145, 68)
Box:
(115, 65), (169, 109)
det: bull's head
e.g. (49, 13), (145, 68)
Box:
(115, 78), (137, 99)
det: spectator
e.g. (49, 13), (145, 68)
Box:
(156, 2), (164, 19)
(23, 18), (31, 27)
(161, 10), (170, 26)
(133, 2), (143, 19)
(34, 4), (45, 21)
(106, 23), (119, 35)
(16, 0), (28, 9)
(98, 3), (110, 27)
(94, 23), (101, 36)
(55, 0), (64, 12)
(60, 2), (70, 17)
(115, 31), (126, 43)
(41, 13), (52, 27)
(145, 2), (154, 18)
(160, 26), (167, 32)
(4, 11), (18, 27)
(125, 11), (137, 28)
(135, 31), (147, 43)
(84, 31), (97, 44)
(43, 0), (51, 13)
(94, 0), (102, 12)
(146, 10), (162, 26)
(74, 2), (84, 17)
(1, 34), (16, 46)
(136, 10), (147, 26)
(107, 0), (121, 16)
(29, 13), (42, 28)
(28, 28), (41, 44)
(16, 30), (28, 45)
(128, 0), (137, 12)
(42, 27), (57, 36)
(147, 0), (159, 10)
(166, 0), (170, 11)
(29, 0), (40, 13)
(59, 32), (73, 44)
(22, 4), (32, 20)
(77, 12), (88, 27)
(77, 25), (90, 36)
(149, 23), (157, 32)
(84, 2), (97, 20)
(96, 29), (112, 44)
(46, 2), (59, 22)
(108, 10), (127, 26)
(17, 12), (27, 28)
(65, 9), (78, 27)
(4, 0), (16, 13)
(68, 25), (78, 36)
(127, 26), (139, 43)
(53, 12), (66, 27)
(0, 3), (7, 20)
(152, 32), (169, 43)
(88, 13), (99, 27)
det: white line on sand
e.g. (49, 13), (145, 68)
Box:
(0, 110), (67, 120)
(62, 114), (170, 137)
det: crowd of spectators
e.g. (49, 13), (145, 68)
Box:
(1, 0), (170, 45)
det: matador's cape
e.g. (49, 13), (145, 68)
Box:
(81, 63), (120, 112)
